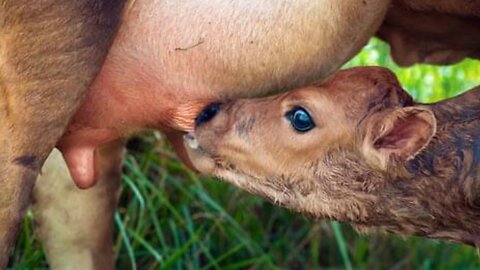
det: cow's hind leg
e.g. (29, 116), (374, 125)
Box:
(33, 140), (124, 270)
(0, 0), (124, 267)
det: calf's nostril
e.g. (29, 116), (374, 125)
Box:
(195, 102), (221, 126)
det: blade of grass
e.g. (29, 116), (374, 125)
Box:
(331, 221), (353, 270)
(115, 212), (137, 270)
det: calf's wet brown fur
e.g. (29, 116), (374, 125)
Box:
(186, 67), (480, 245)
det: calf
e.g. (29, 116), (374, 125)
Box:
(186, 67), (480, 245)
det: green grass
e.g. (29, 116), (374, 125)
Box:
(9, 38), (480, 269)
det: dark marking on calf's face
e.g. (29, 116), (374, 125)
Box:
(13, 154), (39, 171)
(235, 116), (256, 137)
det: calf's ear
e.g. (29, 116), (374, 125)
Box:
(361, 107), (436, 170)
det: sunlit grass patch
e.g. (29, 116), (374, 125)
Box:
(345, 38), (480, 102)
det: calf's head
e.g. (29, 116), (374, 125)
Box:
(185, 67), (440, 234)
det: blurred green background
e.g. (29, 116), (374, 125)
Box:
(10, 38), (480, 269)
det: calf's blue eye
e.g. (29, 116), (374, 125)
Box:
(286, 107), (315, 132)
